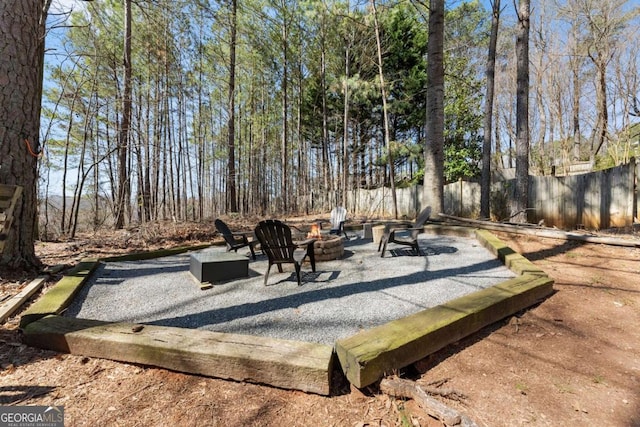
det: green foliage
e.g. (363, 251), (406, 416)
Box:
(440, 1), (486, 183)
(444, 142), (481, 182)
(380, 3), (428, 134)
(598, 122), (640, 168)
(40, 0), (496, 221)
(391, 140), (424, 168)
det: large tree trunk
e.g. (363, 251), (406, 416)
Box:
(320, 12), (330, 211)
(592, 60), (608, 157)
(371, 0), (398, 219)
(227, 0), (238, 213)
(513, 0), (530, 223)
(481, 0), (500, 219)
(423, 0), (445, 215)
(571, 25), (582, 162)
(115, 0), (133, 229)
(342, 39), (350, 209)
(0, 0), (49, 268)
(280, 2), (289, 214)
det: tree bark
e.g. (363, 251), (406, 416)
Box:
(280, 0), (289, 213)
(513, 0), (530, 223)
(342, 38), (350, 209)
(423, 0), (445, 215)
(570, 25), (582, 162)
(115, 0), (133, 229)
(592, 59), (608, 157)
(227, 0), (238, 212)
(320, 10), (330, 210)
(0, 0), (49, 267)
(371, 0), (398, 219)
(481, 0), (500, 219)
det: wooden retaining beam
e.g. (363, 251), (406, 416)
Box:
(335, 273), (554, 388)
(0, 184), (22, 254)
(22, 315), (334, 395)
(19, 244), (210, 328)
(19, 259), (100, 328)
(424, 224), (547, 276)
(439, 213), (640, 248)
(474, 229), (548, 276)
(19, 230), (553, 394)
(19, 245), (336, 394)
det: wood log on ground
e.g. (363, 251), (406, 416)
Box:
(438, 214), (640, 248)
(0, 275), (48, 323)
(380, 377), (477, 427)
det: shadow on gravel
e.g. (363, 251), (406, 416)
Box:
(144, 258), (503, 329)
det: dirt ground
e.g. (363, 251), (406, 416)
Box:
(0, 219), (639, 426)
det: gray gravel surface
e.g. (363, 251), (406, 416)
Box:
(66, 233), (516, 345)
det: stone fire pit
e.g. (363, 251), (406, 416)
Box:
(312, 235), (344, 262)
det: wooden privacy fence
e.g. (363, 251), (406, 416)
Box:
(527, 162), (636, 229)
(343, 160), (638, 230)
(345, 186), (423, 220)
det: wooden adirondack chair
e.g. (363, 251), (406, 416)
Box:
(318, 207), (349, 239)
(214, 218), (257, 260)
(378, 206), (432, 257)
(254, 219), (316, 286)
(329, 206), (349, 238)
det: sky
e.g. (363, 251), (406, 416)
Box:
(49, 0), (86, 14)
(43, 0), (87, 195)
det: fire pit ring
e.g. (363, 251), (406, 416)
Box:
(312, 235), (344, 262)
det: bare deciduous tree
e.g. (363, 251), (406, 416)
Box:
(481, 0), (501, 219)
(115, 0), (132, 229)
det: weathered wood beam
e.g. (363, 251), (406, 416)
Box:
(19, 259), (99, 328)
(335, 274), (554, 388)
(439, 213), (640, 248)
(0, 185), (22, 254)
(22, 315), (335, 395)
(423, 225), (547, 276)
(0, 275), (48, 324)
(474, 229), (548, 276)
(0, 185), (19, 198)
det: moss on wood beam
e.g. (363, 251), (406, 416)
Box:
(475, 229), (547, 276)
(22, 315), (335, 395)
(19, 259), (99, 328)
(335, 274), (554, 388)
(20, 244), (215, 328)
